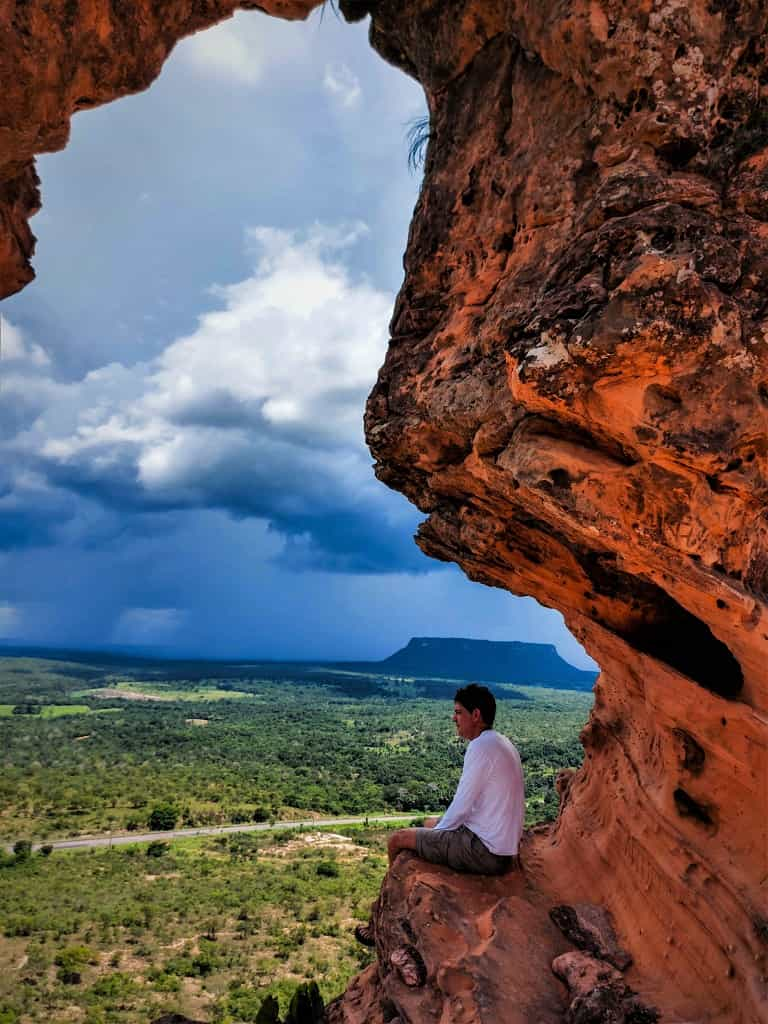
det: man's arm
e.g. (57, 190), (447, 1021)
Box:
(434, 745), (491, 832)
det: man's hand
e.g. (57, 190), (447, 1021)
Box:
(422, 816), (440, 828)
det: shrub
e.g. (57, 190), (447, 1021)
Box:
(149, 970), (181, 993)
(88, 972), (136, 998)
(146, 841), (169, 858)
(4, 917), (33, 938)
(54, 944), (95, 984)
(220, 985), (276, 1022)
(12, 841), (32, 862)
(315, 860), (339, 878)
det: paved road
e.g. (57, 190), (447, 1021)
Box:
(5, 814), (417, 854)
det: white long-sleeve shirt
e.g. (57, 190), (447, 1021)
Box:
(434, 729), (525, 855)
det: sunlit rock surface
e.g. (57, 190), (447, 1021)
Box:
(1, 1), (767, 1022)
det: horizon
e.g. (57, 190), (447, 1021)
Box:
(0, 633), (598, 674)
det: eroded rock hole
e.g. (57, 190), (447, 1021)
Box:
(673, 788), (715, 827)
(672, 729), (706, 773)
(656, 137), (700, 168)
(623, 602), (743, 698)
(753, 917), (768, 945)
(574, 550), (744, 698)
(549, 468), (571, 490)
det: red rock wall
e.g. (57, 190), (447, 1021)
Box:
(361, 2), (768, 1020)
(1, 1), (767, 1021)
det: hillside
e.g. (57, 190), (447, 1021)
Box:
(371, 637), (597, 690)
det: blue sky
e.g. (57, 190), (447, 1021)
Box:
(0, 9), (596, 668)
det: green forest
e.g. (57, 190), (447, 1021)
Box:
(0, 653), (592, 1023)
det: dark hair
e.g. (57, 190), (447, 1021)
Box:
(454, 684), (496, 727)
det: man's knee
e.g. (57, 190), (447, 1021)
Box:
(388, 828), (418, 862)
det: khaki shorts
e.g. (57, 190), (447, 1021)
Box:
(414, 825), (515, 875)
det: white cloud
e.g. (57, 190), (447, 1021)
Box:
(1, 316), (50, 368)
(2, 224), (417, 570)
(178, 10), (311, 87)
(323, 62), (362, 108)
(0, 603), (20, 636)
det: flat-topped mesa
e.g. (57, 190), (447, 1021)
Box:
(1, 2), (767, 1022)
(358, 2), (768, 1021)
(0, 0), (322, 296)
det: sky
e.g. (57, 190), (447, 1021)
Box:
(0, 8), (597, 669)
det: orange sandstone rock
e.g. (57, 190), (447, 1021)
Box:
(1, 1), (767, 1022)
(359, 2), (767, 1021)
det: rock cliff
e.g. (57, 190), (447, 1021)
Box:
(356, 4), (767, 1020)
(1, 2), (766, 1022)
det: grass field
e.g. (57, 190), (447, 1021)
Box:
(78, 683), (254, 702)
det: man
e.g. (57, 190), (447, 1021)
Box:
(355, 684), (524, 951)
(387, 683), (525, 874)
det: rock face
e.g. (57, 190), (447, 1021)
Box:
(1, 2), (767, 1023)
(359, 3), (768, 1021)
(326, 855), (573, 1024)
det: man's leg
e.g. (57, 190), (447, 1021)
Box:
(387, 815), (439, 866)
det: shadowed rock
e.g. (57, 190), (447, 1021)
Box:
(550, 903), (633, 971)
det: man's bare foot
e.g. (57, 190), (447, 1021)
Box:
(354, 922), (376, 947)
(390, 945), (427, 987)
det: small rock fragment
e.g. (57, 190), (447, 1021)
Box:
(390, 944), (427, 987)
(552, 952), (660, 1024)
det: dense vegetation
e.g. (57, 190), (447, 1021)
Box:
(0, 652), (592, 1023)
(0, 826), (384, 1024)
(0, 657), (590, 842)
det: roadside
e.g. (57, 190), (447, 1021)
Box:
(3, 813), (422, 854)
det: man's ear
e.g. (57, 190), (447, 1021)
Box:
(471, 708), (483, 724)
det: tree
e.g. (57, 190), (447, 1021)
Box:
(284, 981), (324, 1024)
(147, 803), (178, 831)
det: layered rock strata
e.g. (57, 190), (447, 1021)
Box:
(1, 1), (767, 1023)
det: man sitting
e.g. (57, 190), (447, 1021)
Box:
(387, 682), (525, 874)
(355, 684), (524, 951)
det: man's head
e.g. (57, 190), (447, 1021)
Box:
(452, 683), (496, 740)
